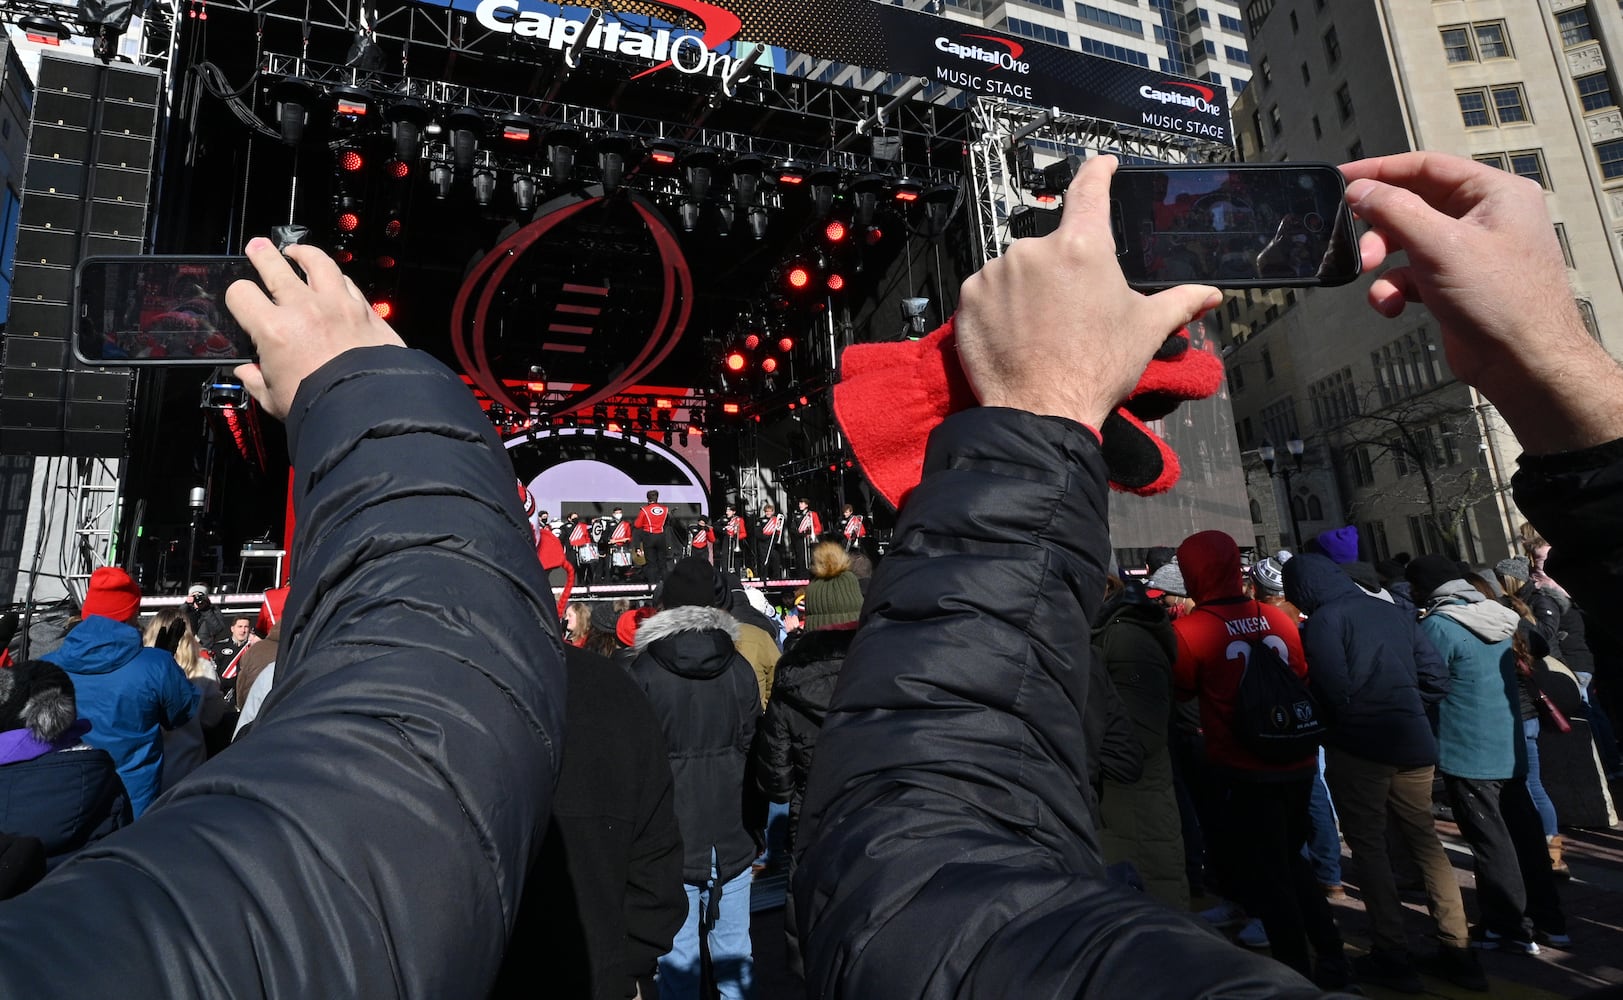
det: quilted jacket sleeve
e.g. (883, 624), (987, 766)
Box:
(793, 407), (1328, 1000)
(0, 347), (567, 999)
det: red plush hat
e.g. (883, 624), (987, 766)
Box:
(832, 318), (1223, 508)
(82, 567), (142, 623)
(256, 586), (291, 636)
(617, 606), (655, 648)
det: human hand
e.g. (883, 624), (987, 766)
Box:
(1342, 153), (1623, 453)
(954, 155), (1220, 431)
(225, 238), (405, 419)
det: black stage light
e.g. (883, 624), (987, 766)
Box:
(429, 164), (453, 199)
(679, 200), (701, 232)
(716, 203), (735, 236)
(731, 153), (765, 205)
(330, 85), (371, 123)
(472, 170), (498, 206)
(447, 108), (485, 173)
(386, 98), (432, 162)
(272, 78), (317, 146)
(514, 174), (537, 212)
(597, 133), (636, 193)
(747, 205), (769, 240)
(682, 148), (718, 201)
(891, 175), (924, 203)
(774, 158), (809, 188)
(923, 183), (958, 236)
(808, 166), (840, 219)
(851, 173), (884, 227)
(545, 126), (584, 183)
(500, 113), (541, 146)
(18, 13), (71, 41)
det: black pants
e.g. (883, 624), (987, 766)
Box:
(760, 540), (785, 580)
(1212, 773), (1343, 978)
(642, 536), (669, 585)
(569, 548), (597, 587)
(1443, 774), (1566, 937)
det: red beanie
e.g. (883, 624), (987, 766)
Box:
(82, 567), (141, 622)
(257, 586), (291, 635)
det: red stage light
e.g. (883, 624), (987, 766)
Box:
(384, 219), (403, 238)
(372, 300), (394, 320)
(778, 173), (804, 185)
(723, 402), (741, 415)
(743, 333), (761, 350)
(655, 398), (674, 409)
(336, 98), (368, 117)
(865, 226), (884, 245)
(333, 249), (355, 264)
(376, 255), (397, 269)
(607, 422), (621, 433)
(762, 357), (779, 374)
(725, 352), (747, 372)
(336, 212), (361, 233)
(787, 402), (796, 410)
(527, 381), (546, 392)
(340, 150), (364, 172)
(787, 266), (812, 289)
(799, 396), (809, 405)
(650, 148), (677, 165)
(777, 336), (794, 353)
(390, 160), (410, 179)
(824, 220), (847, 242)
(826, 273), (846, 292)
(894, 189), (920, 203)
(1034, 192), (1059, 205)
(502, 124), (532, 142)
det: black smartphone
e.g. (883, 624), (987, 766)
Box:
(1108, 163), (1360, 290)
(74, 255), (257, 366)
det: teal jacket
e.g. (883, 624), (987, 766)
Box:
(1417, 588), (1523, 781)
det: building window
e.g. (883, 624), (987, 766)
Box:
(1323, 25), (1340, 65)
(1365, 520), (1390, 562)
(1474, 152), (1508, 170)
(1226, 297), (1241, 320)
(1235, 78), (1249, 94)
(1252, 109), (1265, 149)
(1597, 137), (1623, 179)
(1270, 104), (1282, 136)
(1291, 495), (1308, 521)
(1077, 35), (1147, 65)
(1230, 364), (1246, 393)
(1458, 89), (1492, 128)
(1577, 72), (1617, 112)
(1228, 45), (1249, 62)
(1555, 223), (1575, 268)
(1300, 61), (1311, 84)
(1312, 115), (1322, 139)
(1220, 14), (1244, 33)
(1558, 6), (1594, 48)
(1441, 26), (1473, 62)
(1074, 3), (1143, 35)
(1262, 347), (1275, 380)
(1508, 149), (1549, 188)
(1260, 56), (1272, 87)
(1005, 17), (1072, 47)
(1392, 440), (1410, 477)
(1474, 21), (1510, 59)
(1240, 416), (1254, 446)
(1307, 496), (1324, 520)
(1493, 85), (1529, 124)
(1336, 83), (1355, 121)
(1250, 498), (1262, 523)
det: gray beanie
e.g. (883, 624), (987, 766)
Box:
(1495, 557), (1531, 584)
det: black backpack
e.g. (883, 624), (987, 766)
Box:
(1203, 605), (1326, 763)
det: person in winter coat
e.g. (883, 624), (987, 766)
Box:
(1282, 554), (1484, 992)
(1171, 530), (1346, 986)
(43, 567), (200, 816)
(497, 643), (687, 1000)
(1407, 555), (1568, 953)
(143, 608), (234, 789)
(1092, 578), (1186, 910)
(0, 240), (567, 997)
(1251, 556), (1303, 622)
(628, 556), (762, 1000)
(0, 660), (130, 864)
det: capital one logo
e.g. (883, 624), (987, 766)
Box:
(1139, 81), (1223, 117)
(461, 0), (744, 80)
(935, 33), (1031, 74)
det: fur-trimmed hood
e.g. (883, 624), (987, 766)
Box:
(632, 606), (743, 682)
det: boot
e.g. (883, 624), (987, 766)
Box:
(1549, 834), (1572, 879)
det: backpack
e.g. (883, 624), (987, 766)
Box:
(1203, 605), (1326, 763)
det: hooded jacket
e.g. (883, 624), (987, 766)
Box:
(0, 720), (130, 864)
(1170, 530), (1312, 774)
(43, 616), (200, 816)
(1417, 583), (1524, 781)
(793, 409), (1327, 999)
(753, 626), (856, 855)
(628, 605), (762, 884)
(1283, 554), (1448, 768)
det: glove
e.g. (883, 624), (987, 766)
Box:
(831, 318), (1224, 510)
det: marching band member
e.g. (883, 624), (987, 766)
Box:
(794, 498), (823, 571)
(841, 504), (867, 553)
(607, 507), (634, 580)
(722, 504), (748, 577)
(689, 516), (716, 563)
(759, 503), (787, 580)
(566, 512), (598, 587)
(633, 490), (673, 585)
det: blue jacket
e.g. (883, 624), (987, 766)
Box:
(43, 615), (199, 815)
(1283, 554), (1448, 768)
(1415, 588), (1523, 781)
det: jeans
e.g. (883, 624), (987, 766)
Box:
(758, 800), (791, 867)
(1325, 750), (1469, 952)
(1443, 775), (1566, 938)
(1304, 747), (1343, 887)
(659, 857), (754, 1000)
(1522, 717), (1559, 839)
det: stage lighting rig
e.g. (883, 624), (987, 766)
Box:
(901, 297), (932, 337)
(597, 134), (637, 194)
(808, 166), (840, 218)
(678, 201), (701, 232)
(546, 127), (584, 183)
(18, 13), (71, 42)
(472, 169), (498, 206)
(716, 203), (735, 235)
(500, 113), (541, 146)
(331, 86), (371, 126)
(272, 78), (317, 145)
(923, 184), (959, 237)
(429, 163), (454, 199)
(732, 154), (766, 205)
(682, 148), (718, 201)
(823, 219), (848, 244)
(447, 107), (486, 173)
(648, 142), (679, 166)
(891, 176), (924, 203)
(747, 206), (769, 240)
(339, 149), (365, 173)
(851, 173), (884, 228)
(774, 159), (809, 187)
(386, 98), (432, 162)
(514, 174), (537, 212)
(564, 8), (602, 69)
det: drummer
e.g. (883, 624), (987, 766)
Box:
(606, 506), (635, 580)
(565, 512), (599, 587)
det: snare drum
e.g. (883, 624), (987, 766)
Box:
(612, 547), (633, 568)
(577, 543), (600, 563)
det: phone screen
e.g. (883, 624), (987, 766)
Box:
(75, 256), (257, 366)
(1110, 164), (1360, 290)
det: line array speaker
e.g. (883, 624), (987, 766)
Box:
(0, 51), (161, 458)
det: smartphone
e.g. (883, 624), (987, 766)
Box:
(74, 255), (257, 366)
(1108, 163), (1360, 290)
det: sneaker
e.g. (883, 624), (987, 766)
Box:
(1421, 946), (1489, 992)
(1198, 900), (1246, 927)
(1470, 927), (1540, 955)
(1236, 918), (1270, 949)
(1352, 950), (1423, 994)
(1533, 927), (1573, 948)
(1323, 883), (1349, 901)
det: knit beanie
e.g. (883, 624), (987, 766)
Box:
(589, 602), (619, 636)
(805, 543), (863, 629)
(660, 557), (724, 609)
(1495, 556), (1531, 584)
(1147, 562), (1187, 598)
(617, 607), (655, 647)
(1406, 554), (1462, 603)
(0, 660), (77, 743)
(81, 566), (141, 623)
(1250, 557), (1285, 595)
(1316, 526), (1360, 565)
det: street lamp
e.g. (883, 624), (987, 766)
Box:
(1260, 437), (1306, 550)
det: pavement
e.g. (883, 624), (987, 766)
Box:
(743, 822), (1623, 999)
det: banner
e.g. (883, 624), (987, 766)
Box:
(412, 0), (1233, 145)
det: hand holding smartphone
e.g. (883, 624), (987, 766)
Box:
(74, 255), (259, 366)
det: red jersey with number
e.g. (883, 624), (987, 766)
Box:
(635, 504), (670, 533)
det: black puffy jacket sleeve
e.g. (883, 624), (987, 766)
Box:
(0, 347), (567, 998)
(1515, 438), (1623, 633)
(794, 407), (1328, 999)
